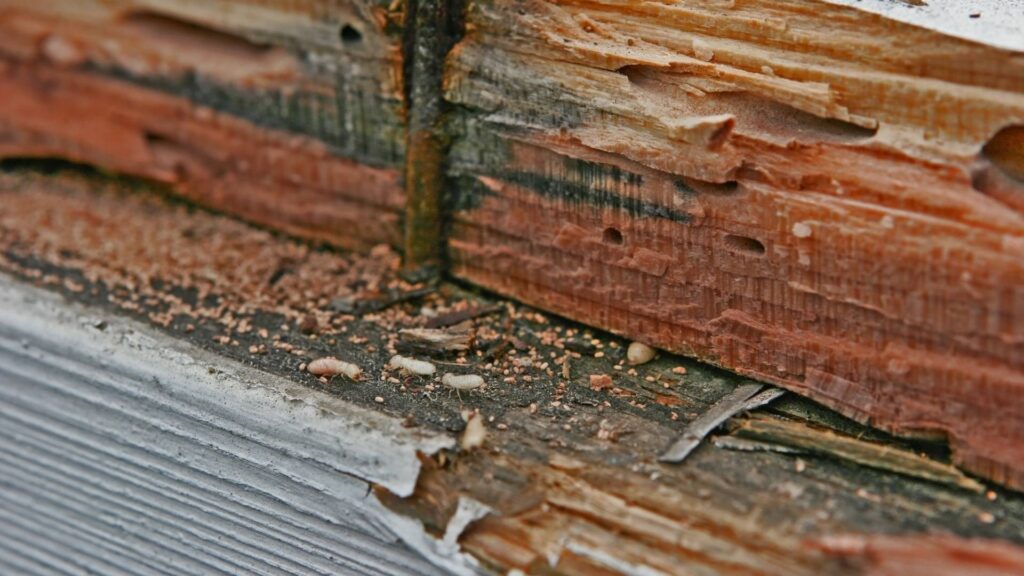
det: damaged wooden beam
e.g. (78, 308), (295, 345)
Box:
(442, 0), (1024, 490)
(2, 168), (1024, 575)
(0, 0), (1022, 497)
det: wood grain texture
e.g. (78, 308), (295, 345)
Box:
(443, 0), (1024, 489)
(1, 0), (1023, 493)
(0, 0), (408, 249)
(0, 61), (404, 250)
(3, 169), (1024, 576)
(814, 534), (1024, 576)
(0, 0), (407, 166)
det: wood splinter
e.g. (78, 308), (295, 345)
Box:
(659, 383), (785, 463)
(732, 415), (985, 493)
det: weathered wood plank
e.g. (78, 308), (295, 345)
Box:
(0, 0), (407, 165)
(0, 0), (1022, 494)
(2, 168), (1024, 575)
(0, 61), (403, 249)
(0, 0), (408, 249)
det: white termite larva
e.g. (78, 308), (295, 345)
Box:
(307, 357), (363, 380)
(442, 373), (484, 391)
(389, 355), (436, 376)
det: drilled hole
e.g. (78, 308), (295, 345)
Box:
(340, 24), (363, 45)
(723, 234), (765, 256)
(602, 227), (624, 245)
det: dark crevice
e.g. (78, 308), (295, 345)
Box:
(0, 157), (106, 177)
(403, 0), (469, 270)
(682, 178), (742, 197)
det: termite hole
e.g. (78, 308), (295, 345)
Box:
(724, 234), (765, 256)
(980, 125), (1024, 182)
(340, 24), (363, 45)
(602, 227), (624, 245)
(971, 125), (1024, 214)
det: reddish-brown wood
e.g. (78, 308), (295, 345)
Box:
(0, 0), (407, 250)
(813, 534), (1024, 576)
(4, 166), (1024, 576)
(443, 0), (1024, 488)
(1, 0), (1023, 492)
(0, 61), (404, 249)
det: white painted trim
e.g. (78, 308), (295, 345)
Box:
(826, 0), (1024, 52)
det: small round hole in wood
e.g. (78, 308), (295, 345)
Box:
(340, 24), (363, 45)
(602, 227), (624, 245)
(724, 234), (765, 256)
(982, 125), (1024, 182)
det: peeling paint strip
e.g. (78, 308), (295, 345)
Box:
(378, 497), (490, 576)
